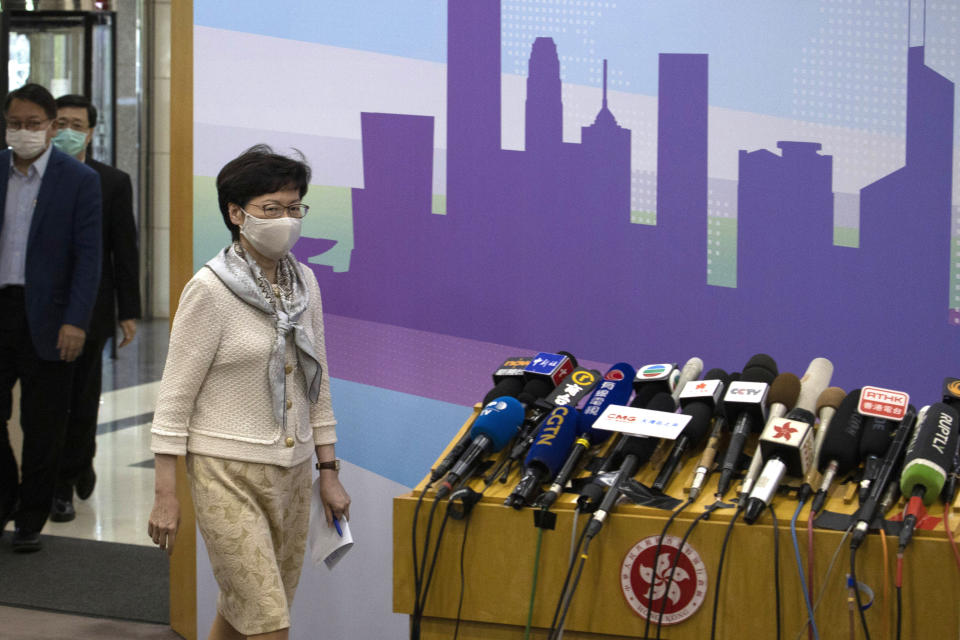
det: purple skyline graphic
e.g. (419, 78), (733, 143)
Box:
(298, 0), (958, 405)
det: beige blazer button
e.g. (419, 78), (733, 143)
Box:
(285, 437), (295, 447)
(286, 400), (293, 410)
(285, 364), (293, 375)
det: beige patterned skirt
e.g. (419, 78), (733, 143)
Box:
(186, 453), (312, 636)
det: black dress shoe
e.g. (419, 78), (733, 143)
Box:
(50, 496), (76, 522)
(12, 527), (42, 552)
(76, 465), (97, 500)
(0, 500), (15, 536)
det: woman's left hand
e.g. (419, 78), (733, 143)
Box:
(318, 471), (351, 526)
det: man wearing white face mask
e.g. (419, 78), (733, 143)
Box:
(0, 83), (102, 552)
(47, 94), (141, 523)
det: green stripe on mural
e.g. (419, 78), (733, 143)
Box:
(631, 210), (656, 225)
(432, 194), (447, 215)
(834, 226), (859, 248)
(707, 216), (737, 288)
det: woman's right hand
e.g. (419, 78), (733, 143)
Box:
(148, 492), (180, 555)
(149, 453), (180, 555)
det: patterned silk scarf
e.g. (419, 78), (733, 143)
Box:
(205, 243), (323, 425)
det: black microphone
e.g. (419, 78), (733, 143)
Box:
(810, 389), (863, 514)
(940, 377), (960, 504)
(505, 405), (579, 508)
(584, 392), (676, 538)
(576, 391), (675, 512)
(541, 363), (636, 508)
(897, 402), (959, 549)
(430, 356), (532, 482)
(850, 403), (918, 549)
(651, 368), (729, 492)
(858, 416), (896, 503)
(743, 409), (816, 524)
(716, 354), (778, 498)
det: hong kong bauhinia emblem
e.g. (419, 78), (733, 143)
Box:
(621, 534), (708, 625)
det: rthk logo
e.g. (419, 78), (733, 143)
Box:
(773, 421), (797, 441)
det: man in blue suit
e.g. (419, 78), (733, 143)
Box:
(0, 83), (102, 552)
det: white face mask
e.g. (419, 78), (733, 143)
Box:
(239, 210), (302, 260)
(6, 127), (49, 160)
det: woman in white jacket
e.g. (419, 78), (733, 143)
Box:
(148, 145), (350, 640)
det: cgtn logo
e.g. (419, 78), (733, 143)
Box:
(858, 386), (909, 420)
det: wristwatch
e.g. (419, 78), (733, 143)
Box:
(316, 459), (341, 472)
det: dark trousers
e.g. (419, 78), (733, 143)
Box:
(0, 286), (75, 531)
(57, 334), (106, 494)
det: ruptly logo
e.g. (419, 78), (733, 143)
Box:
(621, 535), (707, 626)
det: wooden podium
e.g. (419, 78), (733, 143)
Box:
(393, 406), (960, 639)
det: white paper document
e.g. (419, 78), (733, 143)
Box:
(308, 477), (354, 570)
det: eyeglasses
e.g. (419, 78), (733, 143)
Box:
(246, 202), (310, 219)
(54, 118), (89, 132)
(6, 118), (50, 132)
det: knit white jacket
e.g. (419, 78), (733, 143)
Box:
(150, 263), (337, 467)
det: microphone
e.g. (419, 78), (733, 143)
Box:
(850, 403), (918, 549)
(436, 396), (524, 499)
(743, 410), (816, 524)
(671, 357), (705, 404)
(506, 365), (601, 465)
(737, 372), (801, 503)
(940, 377), (960, 504)
(430, 356), (531, 482)
(897, 402), (959, 549)
(541, 363), (636, 508)
(689, 371), (738, 500)
(576, 391), (675, 512)
(584, 392), (676, 538)
(811, 390), (863, 514)
(799, 386), (847, 503)
(505, 405), (579, 508)
(716, 354), (778, 498)
(652, 368), (729, 492)
(858, 417), (896, 502)
(741, 358), (834, 516)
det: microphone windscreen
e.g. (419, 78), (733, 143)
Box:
(679, 400), (713, 442)
(631, 383), (663, 409)
(742, 354), (777, 384)
(703, 368), (730, 383)
(900, 402), (959, 504)
(522, 377), (556, 402)
(557, 351), (579, 368)
(579, 362), (636, 441)
(525, 407), (579, 474)
(859, 416), (895, 458)
(818, 389), (863, 473)
(471, 396), (524, 451)
(483, 376), (525, 405)
(646, 391), (677, 414)
(768, 373), (801, 410)
(816, 387), (846, 415)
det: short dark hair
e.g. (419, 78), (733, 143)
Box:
(4, 83), (57, 120)
(55, 94), (98, 128)
(216, 145), (311, 241)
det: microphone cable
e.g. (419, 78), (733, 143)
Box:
(410, 480), (437, 640)
(653, 503), (718, 640)
(879, 526), (890, 640)
(849, 545), (872, 640)
(452, 506), (474, 640)
(769, 503), (782, 640)
(947, 509), (960, 573)
(546, 518), (591, 640)
(790, 501), (820, 640)
(894, 548), (903, 640)
(806, 509), (815, 640)
(793, 524), (853, 640)
(522, 507), (549, 640)
(642, 496), (695, 640)
(710, 504), (743, 640)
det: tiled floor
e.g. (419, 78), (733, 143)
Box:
(3, 319), (169, 546)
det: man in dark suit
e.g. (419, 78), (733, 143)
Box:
(0, 84), (102, 552)
(49, 94), (141, 522)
